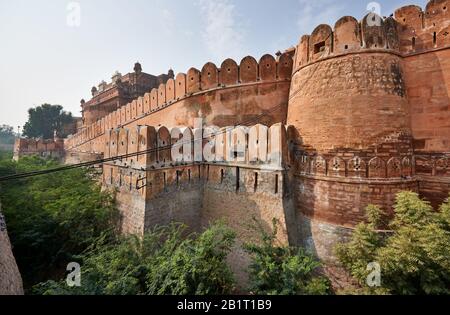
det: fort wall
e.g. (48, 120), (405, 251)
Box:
(287, 1), (450, 262)
(13, 137), (65, 161)
(100, 122), (290, 288)
(34, 0), (449, 269)
(64, 53), (293, 160)
(0, 202), (23, 295)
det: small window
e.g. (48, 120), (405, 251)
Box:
(412, 37), (416, 50)
(235, 167), (240, 192)
(314, 41), (326, 54)
(433, 32), (437, 46)
(274, 174), (279, 194)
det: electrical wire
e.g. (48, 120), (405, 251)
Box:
(0, 104), (285, 182)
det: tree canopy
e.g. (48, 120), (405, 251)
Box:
(336, 191), (450, 295)
(22, 104), (74, 139)
(0, 125), (16, 145)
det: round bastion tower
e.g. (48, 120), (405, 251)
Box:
(286, 13), (416, 261)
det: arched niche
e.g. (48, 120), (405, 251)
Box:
(368, 157), (386, 178)
(259, 54), (277, 81)
(384, 17), (400, 50)
(230, 126), (249, 163)
(328, 156), (346, 177)
(348, 156), (367, 178)
(125, 103), (132, 122)
(131, 100), (137, 120)
(361, 13), (386, 48)
(175, 73), (187, 99)
(334, 16), (361, 53)
(394, 5), (424, 30)
(402, 156), (413, 177)
(425, 0), (450, 28)
(248, 124), (268, 163)
(137, 97), (144, 116)
(387, 157), (402, 178)
(181, 127), (194, 163)
(166, 79), (175, 103)
(220, 58), (239, 85)
(268, 123), (287, 167)
(150, 88), (158, 111)
(296, 35), (310, 69)
(312, 156), (327, 175)
(239, 56), (258, 83)
(201, 62), (219, 90)
(277, 52), (293, 80)
(158, 84), (166, 107)
(156, 126), (171, 165)
(187, 68), (201, 94)
(137, 125), (157, 167)
(127, 127), (139, 164)
(310, 24), (333, 61)
(144, 93), (151, 113)
(117, 128), (128, 157)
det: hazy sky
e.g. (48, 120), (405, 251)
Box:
(0, 0), (427, 129)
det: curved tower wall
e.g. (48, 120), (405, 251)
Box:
(286, 7), (445, 261)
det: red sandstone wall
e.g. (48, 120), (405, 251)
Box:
(289, 52), (410, 152)
(286, 3), (450, 263)
(65, 53), (293, 160)
(394, 2), (450, 152)
(402, 46), (450, 152)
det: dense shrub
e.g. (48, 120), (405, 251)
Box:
(34, 223), (236, 295)
(336, 191), (450, 295)
(0, 156), (119, 289)
(244, 219), (330, 295)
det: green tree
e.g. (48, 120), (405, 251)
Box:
(0, 155), (119, 289)
(0, 124), (16, 145)
(22, 104), (74, 139)
(244, 219), (331, 295)
(336, 191), (450, 295)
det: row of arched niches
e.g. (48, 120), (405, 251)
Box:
(294, 0), (450, 71)
(96, 121), (450, 180)
(66, 53), (293, 149)
(292, 153), (449, 179)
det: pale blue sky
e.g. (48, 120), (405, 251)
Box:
(0, 0), (427, 129)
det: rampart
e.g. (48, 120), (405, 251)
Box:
(287, 0), (450, 261)
(100, 123), (292, 287)
(0, 202), (23, 295)
(18, 0), (448, 270)
(13, 137), (65, 161)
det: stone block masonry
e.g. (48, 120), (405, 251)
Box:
(56, 1), (449, 270)
(0, 202), (24, 295)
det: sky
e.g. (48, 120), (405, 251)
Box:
(0, 0), (428, 129)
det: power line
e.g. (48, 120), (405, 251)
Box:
(0, 104), (285, 182)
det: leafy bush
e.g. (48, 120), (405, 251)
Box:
(34, 222), (236, 295)
(336, 191), (450, 295)
(0, 156), (119, 289)
(244, 219), (330, 295)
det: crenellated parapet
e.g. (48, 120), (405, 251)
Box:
(103, 123), (287, 172)
(395, 0), (450, 54)
(66, 53), (293, 151)
(293, 0), (450, 72)
(13, 137), (65, 161)
(102, 123), (289, 237)
(293, 14), (401, 72)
